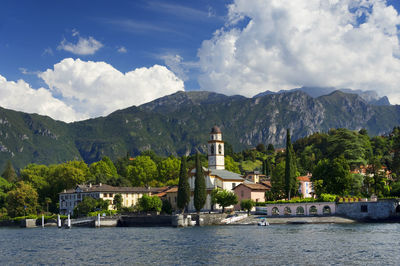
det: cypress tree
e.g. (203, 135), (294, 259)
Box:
(177, 156), (190, 213)
(284, 129), (297, 200)
(2, 161), (17, 183)
(193, 153), (206, 213)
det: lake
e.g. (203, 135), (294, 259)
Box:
(0, 223), (399, 265)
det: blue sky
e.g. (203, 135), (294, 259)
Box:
(1, 0), (400, 122)
(0, 0), (228, 89)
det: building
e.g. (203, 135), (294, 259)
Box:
(244, 171), (267, 184)
(297, 174), (314, 198)
(188, 126), (246, 211)
(164, 186), (178, 211)
(233, 183), (270, 210)
(59, 183), (165, 215)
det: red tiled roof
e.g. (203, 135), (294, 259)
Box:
(165, 187), (178, 193)
(297, 176), (311, 182)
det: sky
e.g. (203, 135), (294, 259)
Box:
(1, 0), (400, 122)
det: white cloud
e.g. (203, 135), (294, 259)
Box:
(58, 36), (103, 55)
(198, 0), (400, 104)
(117, 46), (127, 53)
(39, 58), (184, 119)
(0, 75), (82, 122)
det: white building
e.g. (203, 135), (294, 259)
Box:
(59, 183), (164, 215)
(188, 126), (246, 211)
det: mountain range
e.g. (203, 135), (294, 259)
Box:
(0, 88), (399, 170)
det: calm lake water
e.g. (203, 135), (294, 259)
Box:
(0, 223), (400, 265)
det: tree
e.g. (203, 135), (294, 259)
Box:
(2, 161), (17, 183)
(194, 153), (206, 213)
(312, 156), (352, 195)
(89, 156), (118, 185)
(44, 197), (52, 213)
(240, 199), (255, 215)
(285, 129), (297, 199)
(271, 161), (285, 199)
(213, 189), (238, 213)
(177, 156), (190, 213)
(0, 177), (12, 208)
(256, 143), (266, 153)
(47, 161), (89, 212)
(20, 164), (50, 206)
(138, 194), (162, 213)
(267, 144), (275, 154)
(225, 155), (240, 174)
(73, 197), (109, 217)
(158, 156), (180, 184)
(113, 194), (123, 211)
(127, 156), (157, 186)
(6, 181), (39, 217)
(161, 199), (173, 214)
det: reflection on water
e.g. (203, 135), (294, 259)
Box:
(0, 223), (400, 265)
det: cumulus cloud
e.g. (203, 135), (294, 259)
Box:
(39, 58), (184, 119)
(0, 75), (82, 122)
(198, 0), (400, 104)
(58, 36), (103, 55)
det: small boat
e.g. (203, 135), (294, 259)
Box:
(258, 219), (269, 226)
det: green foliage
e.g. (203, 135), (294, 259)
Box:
(312, 156), (352, 196)
(285, 129), (298, 199)
(6, 181), (39, 217)
(138, 194), (162, 213)
(127, 156), (157, 186)
(89, 156), (118, 185)
(177, 156), (190, 212)
(271, 161), (285, 199)
(113, 193), (123, 211)
(194, 153), (206, 212)
(161, 199), (173, 214)
(213, 189), (238, 213)
(87, 210), (117, 217)
(2, 161), (17, 183)
(225, 155), (240, 174)
(73, 197), (109, 217)
(318, 193), (337, 202)
(256, 197), (318, 206)
(158, 156), (180, 184)
(240, 199), (255, 214)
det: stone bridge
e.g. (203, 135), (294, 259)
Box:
(255, 202), (336, 217)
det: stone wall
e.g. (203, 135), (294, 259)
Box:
(118, 215), (173, 227)
(255, 202), (336, 217)
(336, 199), (400, 221)
(191, 213), (228, 226)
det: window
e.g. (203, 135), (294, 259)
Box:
(110, 193), (113, 197)
(174, 197), (177, 203)
(232, 183), (236, 189)
(211, 144), (214, 155)
(218, 144), (222, 154)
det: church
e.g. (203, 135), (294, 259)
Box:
(187, 126), (246, 211)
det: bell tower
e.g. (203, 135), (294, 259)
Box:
(208, 125), (224, 170)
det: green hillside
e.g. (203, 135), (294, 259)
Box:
(0, 90), (400, 170)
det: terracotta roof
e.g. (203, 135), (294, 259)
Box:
(60, 184), (165, 194)
(233, 183), (270, 191)
(165, 187), (178, 193)
(297, 176), (311, 182)
(260, 180), (272, 188)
